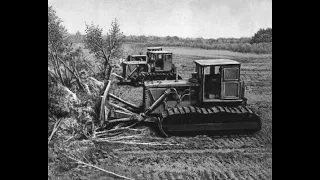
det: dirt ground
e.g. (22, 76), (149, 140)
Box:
(53, 45), (272, 180)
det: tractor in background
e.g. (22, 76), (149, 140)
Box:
(118, 48), (181, 86)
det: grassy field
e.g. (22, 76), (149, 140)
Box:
(53, 43), (272, 180)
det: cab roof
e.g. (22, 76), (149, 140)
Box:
(148, 51), (172, 54)
(147, 47), (162, 49)
(194, 59), (240, 66)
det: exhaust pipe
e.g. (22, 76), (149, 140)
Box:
(175, 67), (178, 82)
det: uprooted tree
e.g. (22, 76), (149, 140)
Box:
(84, 19), (125, 81)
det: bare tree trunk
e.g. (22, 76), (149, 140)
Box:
(103, 51), (114, 80)
(102, 60), (109, 80)
(50, 53), (65, 86)
(105, 64), (112, 80)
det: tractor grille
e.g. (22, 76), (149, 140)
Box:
(224, 68), (239, 80)
(223, 82), (239, 98)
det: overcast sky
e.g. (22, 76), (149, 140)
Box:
(48, 0), (272, 39)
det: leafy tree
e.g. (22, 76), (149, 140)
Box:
(251, 28), (272, 44)
(74, 31), (83, 43)
(48, 6), (66, 52)
(48, 6), (88, 91)
(84, 19), (125, 80)
(138, 35), (148, 43)
(48, 6), (66, 86)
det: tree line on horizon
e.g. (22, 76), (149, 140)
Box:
(67, 28), (272, 44)
(66, 28), (272, 54)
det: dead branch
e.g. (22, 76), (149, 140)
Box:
(108, 101), (135, 114)
(108, 93), (140, 109)
(98, 135), (143, 141)
(99, 80), (112, 125)
(64, 135), (74, 143)
(94, 123), (141, 138)
(95, 127), (145, 135)
(65, 154), (134, 180)
(48, 117), (63, 145)
(56, 55), (85, 90)
(106, 122), (139, 132)
(107, 117), (133, 123)
(92, 140), (176, 146)
(113, 110), (134, 117)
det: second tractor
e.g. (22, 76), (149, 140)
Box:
(120, 47), (181, 86)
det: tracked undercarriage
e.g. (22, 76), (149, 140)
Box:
(142, 79), (261, 137)
(160, 105), (261, 136)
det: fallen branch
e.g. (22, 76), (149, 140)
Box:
(92, 139), (176, 146)
(97, 122), (140, 134)
(108, 117), (134, 123)
(98, 135), (143, 141)
(100, 80), (112, 126)
(93, 122), (143, 139)
(48, 117), (63, 145)
(65, 154), (134, 180)
(112, 110), (135, 118)
(108, 93), (140, 110)
(124, 128), (147, 131)
(108, 101), (136, 114)
(95, 127), (145, 135)
(94, 129), (146, 138)
(64, 134), (74, 143)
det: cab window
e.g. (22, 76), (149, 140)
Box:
(166, 54), (172, 61)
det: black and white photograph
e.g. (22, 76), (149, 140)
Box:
(48, 0), (272, 179)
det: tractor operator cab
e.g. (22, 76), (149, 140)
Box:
(193, 59), (245, 103)
(147, 51), (173, 72)
(146, 47), (163, 61)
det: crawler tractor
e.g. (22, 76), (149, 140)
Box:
(118, 49), (181, 86)
(119, 54), (148, 85)
(103, 59), (261, 137)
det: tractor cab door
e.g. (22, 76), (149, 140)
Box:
(221, 65), (241, 99)
(203, 66), (221, 100)
(163, 54), (172, 71)
(155, 53), (164, 70)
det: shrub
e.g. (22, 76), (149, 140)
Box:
(48, 83), (71, 118)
